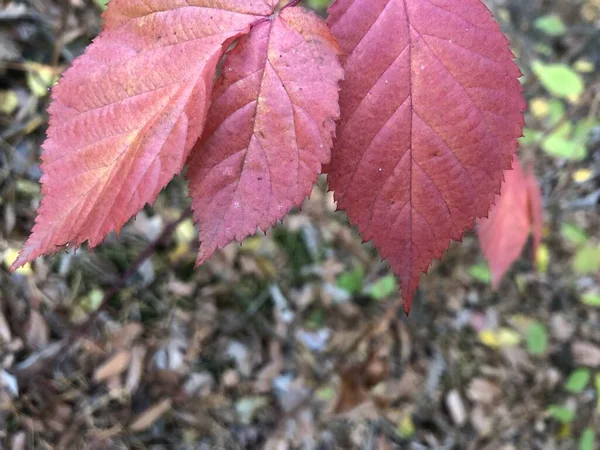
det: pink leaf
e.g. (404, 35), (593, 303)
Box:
(13, 1), (271, 269)
(477, 157), (531, 289)
(187, 7), (343, 264)
(526, 166), (543, 257)
(326, 0), (525, 312)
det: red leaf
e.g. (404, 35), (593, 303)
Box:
(187, 7), (343, 264)
(477, 157), (542, 288)
(12, 1), (272, 269)
(326, 0), (525, 312)
(526, 167), (543, 256)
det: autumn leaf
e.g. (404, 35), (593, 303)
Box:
(187, 6), (343, 264)
(326, 0), (525, 312)
(477, 157), (543, 288)
(12, 0), (274, 269)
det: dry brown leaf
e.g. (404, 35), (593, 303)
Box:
(372, 370), (421, 404)
(334, 372), (369, 414)
(129, 398), (172, 432)
(24, 310), (49, 350)
(108, 323), (142, 350)
(467, 378), (501, 405)
(0, 311), (11, 343)
(93, 350), (131, 382)
(125, 346), (146, 394)
(572, 342), (600, 367)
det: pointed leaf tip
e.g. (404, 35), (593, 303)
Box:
(16, 1), (274, 266)
(187, 6), (343, 264)
(327, 0), (525, 301)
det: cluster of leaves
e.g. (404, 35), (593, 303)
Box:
(12, 0), (526, 312)
(526, 13), (597, 162)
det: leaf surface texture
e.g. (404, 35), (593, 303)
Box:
(14, 0), (272, 268)
(327, 0), (525, 311)
(187, 7), (343, 264)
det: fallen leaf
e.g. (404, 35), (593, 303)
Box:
(572, 342), (600, 368)
(93, 350), (131, 382)
(129, 398), (172, 432)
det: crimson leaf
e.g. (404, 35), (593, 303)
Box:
(326, 0), (525, 311)
(187, 7), (343, 265)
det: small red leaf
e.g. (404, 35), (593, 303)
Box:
(326, 0), (525, 311)
(187, 7), (343, 264)
(13, 1), (271, 269)
(526, 167), (543, 256)
(477, 157), (542, 288)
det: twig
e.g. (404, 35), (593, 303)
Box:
(11, 209), (194, 382)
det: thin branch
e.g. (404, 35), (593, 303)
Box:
(11, 209), (194, 382)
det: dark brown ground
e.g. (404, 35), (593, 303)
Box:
(1, 1), (600, 449)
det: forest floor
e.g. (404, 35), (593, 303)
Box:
(1, 0), (600, 449)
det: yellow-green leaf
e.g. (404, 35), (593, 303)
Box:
(532, 61), (585, 100)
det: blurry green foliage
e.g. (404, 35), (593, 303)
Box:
(369, 275), (398, 300)
(542, 119), (598, 161)
(525, 321), (548, 356)
(307, 0), (331, 9)
(337, 267), (365, 294)
(565, 369), (591, 394)
(581, 292), (600, 307)
(532, 61), (584, 100)
(546, 405), (575, 424)
(534, 14), (567, 36)
(579, 428), (596, 450)
(561, 223), (589, 246)
(468, 262), (492, 284)
(519, 128), (542, 146)
(573, 245), (600, 275)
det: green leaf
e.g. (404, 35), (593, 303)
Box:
(547, 99), (565, 125)
(338, 267), (364, 294)
(0, 90), (18, 115)
(369, 275), (398, 300)
(519, 128), (543, 146)
(546, 405), (575, 424)
(565, 369), (591, 393)
(581, 292), (600, 307)
(561, 223), (588, 246)
(542, 122), (587, 161)
(526, 321), (548, 356)
(573, 118), (599, 141)
(579, 428), (595, 450)
(307, 0), (332, 9)
(532, 61), (585, 100)
(573, 245), (600, 275)
(534, 15), (567, 36)
(26, 64), (58, 98)
(95, 0), (109, 10)
(468, 262), (492, 284)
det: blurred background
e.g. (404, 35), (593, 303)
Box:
(0, 0), (599, 449)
